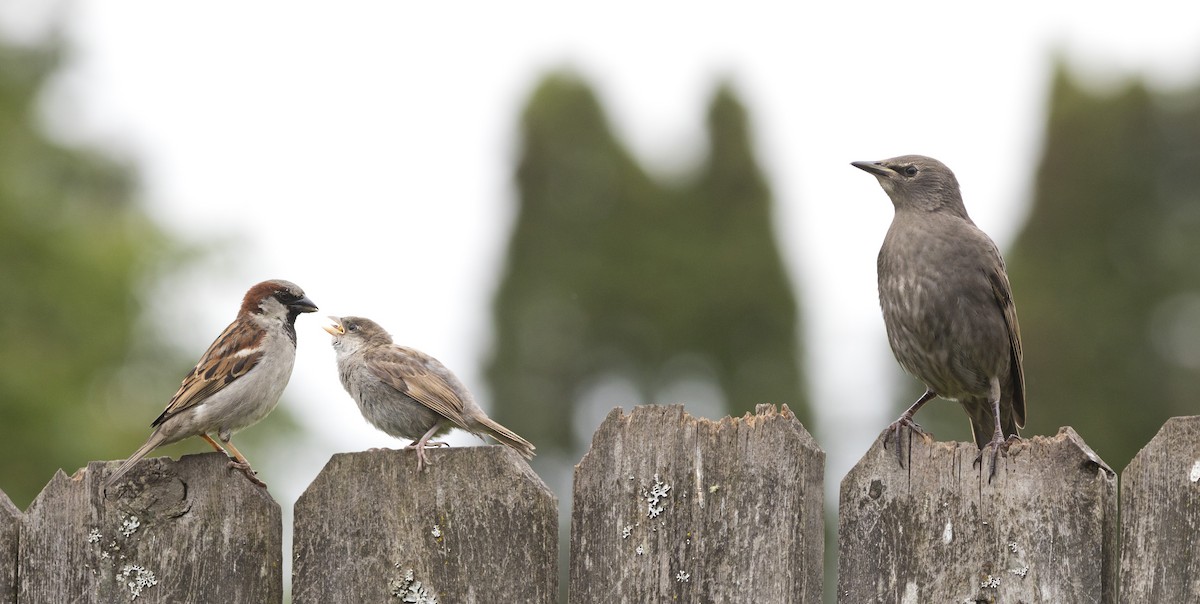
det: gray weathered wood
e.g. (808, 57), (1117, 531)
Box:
(570, 404), (824, 603)
(0, 490), (18, 604)
(19, 452), (282, 603)
(1119, 415), (1200, 602)
(838, 426), (1117, 603)
(292, 446), (557, 603)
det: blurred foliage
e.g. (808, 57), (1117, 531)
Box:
(0, 33), (177, 507)
(1005, 61), (1200, 471)
(0, 28), (305, 509)
(487, 71), (809, 455)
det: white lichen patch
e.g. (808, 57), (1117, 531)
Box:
(1190, 459), (1200, 483)
(675, 570), (690, 583)
(1009, 564), (1029, 578)
(430, 525), (441, 539)
(621, 525), (632, 539)
(87, 528), (102, 544)
(635, 545), (645, 556)
(942, 521), (953, 544)
(1008, 542), (1018, 553)
(120, 516), (141, 537)
(118, 564), (158, 600)
(642, 474), (672, 519)
(390, 568), (438, 603)
(980, 575), (1001, 589)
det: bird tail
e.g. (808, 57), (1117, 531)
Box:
(472, 416), (536, 460)
(103, 431), (169, 495)
(965, 393), (1021, 450)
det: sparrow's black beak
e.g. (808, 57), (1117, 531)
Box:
(851, 160), (893, 178)
(291, 296), (319, 313)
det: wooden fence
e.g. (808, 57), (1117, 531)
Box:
(1, 405), (1198, 603)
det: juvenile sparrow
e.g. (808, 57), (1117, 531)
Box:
(104, 279), (318, 493)
(853, 155), (1025, 480)
(325, 316), (535, 471)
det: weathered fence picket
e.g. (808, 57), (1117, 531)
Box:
(291, 446), (557, 603)
(838, 426), (1118, 603)
(6, 409), (1200, 602)
(1, 490), (17, 604)
(20, 452), (282, 603)
(570, 404), (825, 603)
(1119, 415), (1200, 603)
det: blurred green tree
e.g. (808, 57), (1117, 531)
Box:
(1005, 62), (1200, 470)
(487, 71), (809, 456)
(0, 32), (189, 508)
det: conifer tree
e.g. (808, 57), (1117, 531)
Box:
(487, 72), (808, 455)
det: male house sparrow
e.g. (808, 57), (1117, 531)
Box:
(104, 279), (318, 493)
(325, 316), (535, 471)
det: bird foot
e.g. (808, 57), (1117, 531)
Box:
(403, 440), (448, 451)
(227, 460), (268, 488)
(404, 440), (449, 473)
(973, 434), (1020, 483)
(883, 416), (932, 468)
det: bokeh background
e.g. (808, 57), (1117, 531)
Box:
(4, 1), (1200, 599)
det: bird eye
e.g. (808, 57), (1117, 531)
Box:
(347, 324), (358, 332)
(903, 166), (918, 176)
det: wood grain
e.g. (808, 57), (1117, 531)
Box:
(570, 404), (824, 603)
(19, 452), (282, 603)
(0, 490), (17, 604)
(1119, 415), (1200, 603)
(838, 426), (1117, 603)
(292, 446), (557, 603)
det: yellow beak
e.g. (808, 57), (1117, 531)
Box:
(323, 316), (345, 336)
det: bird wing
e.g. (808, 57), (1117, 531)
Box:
(363, 345), (471, 428)
(152, 320), (266, 427)
(986, 256), (1026, 428)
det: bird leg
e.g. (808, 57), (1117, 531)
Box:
(973, 378), (1015, 483)
(200, 433), (231, 457)
(205, 434), (267, 488)
(884, 389), (937, 468)
(406, 421), (448, 472)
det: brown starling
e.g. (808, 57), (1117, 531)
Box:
(853, 155), (1025, 480)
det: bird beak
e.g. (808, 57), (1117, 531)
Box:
(292, 296), (319, 313)
(851, 160), (893, 177)
(323, 316), (345, 336)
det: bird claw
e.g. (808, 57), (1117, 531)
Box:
(405, 440), (449, 472)
(973, 435), (1020, 483)
(409, 440), (448, 449)
(227, 460), (267, 488)
(883, 416), (932, 468)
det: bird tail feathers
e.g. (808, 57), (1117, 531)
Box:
(103, 431), (169, 495)
(473, 416), (535, 460)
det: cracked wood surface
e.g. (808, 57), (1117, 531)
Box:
(838, 426), (1117, 604)
(292, 446), (557, 604)
(19, 452), (282, 603)
(1119, 415), (1200, 603)
(570, 404), (825, 603)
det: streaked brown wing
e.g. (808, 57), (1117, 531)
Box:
(363, 345), (470, 428)
(152, 319), (265, 427)
(988, 258), (1026, 428)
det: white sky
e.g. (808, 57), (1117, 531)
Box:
(5, 0), (1200, 558)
